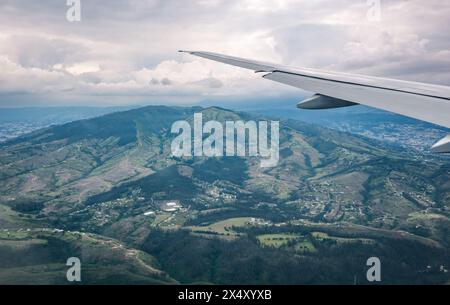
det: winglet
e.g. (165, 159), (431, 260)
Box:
(431, 135), (450, 153)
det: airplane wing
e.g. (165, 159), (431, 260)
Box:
(179, 50), (450, 153)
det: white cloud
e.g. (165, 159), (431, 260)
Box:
(65, 62), (101, 75)
(0, 0), (448, 106)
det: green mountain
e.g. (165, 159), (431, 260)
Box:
(0, 105), (449, 284)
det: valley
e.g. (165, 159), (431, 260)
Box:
(0, 105), (449, 284)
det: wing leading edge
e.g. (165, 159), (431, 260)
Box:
(179, 50), (450, 153)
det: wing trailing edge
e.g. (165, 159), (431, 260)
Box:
(180, 50), (450, 153)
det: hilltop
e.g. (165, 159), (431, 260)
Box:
(0, 105), (449, 284)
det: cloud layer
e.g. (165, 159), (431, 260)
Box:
(0, 0), (449, 106)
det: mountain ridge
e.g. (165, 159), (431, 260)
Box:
(0, 105), (449, 284)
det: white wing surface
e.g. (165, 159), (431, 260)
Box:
(180, 50), (450, 152)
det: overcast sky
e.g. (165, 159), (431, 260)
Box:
(0, 0), (449, 107)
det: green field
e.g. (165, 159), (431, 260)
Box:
(311, 231), (375, 245)
(294, 240), (317, 253)
(188, 217), (255, 237)
(257, 233), (301, 248)
(257, 233), (317, 253)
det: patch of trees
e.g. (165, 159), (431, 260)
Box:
(10, 199), (45, 214)
(141, 228), (450, 285)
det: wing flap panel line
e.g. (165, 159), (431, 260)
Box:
(269, 70), (450, 101)
(263, 71), (450, 129)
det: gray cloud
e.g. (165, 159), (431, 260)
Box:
(192, 77), (223, 89)
(4, 35), (88, 68)
(0, 0), (449, 106)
